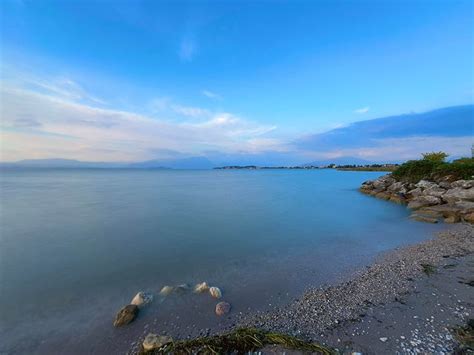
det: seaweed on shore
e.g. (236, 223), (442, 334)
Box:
(453, 319), (474, 353)
(140, 327), (334, 354)
(420, 263), (436, 276)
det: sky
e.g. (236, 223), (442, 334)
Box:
(0, 0), (473, 164)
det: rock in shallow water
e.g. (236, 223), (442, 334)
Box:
(142, 333), (173, 351)
(209, 286), (222, 299)
(113, 304), (139, 327)
(131, 292), (153, 307)
(215, 301), (231, 316)
(159, 286), (174, 296)
(194, 282), (209, 293)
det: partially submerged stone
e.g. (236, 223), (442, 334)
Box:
(463, 212), (474, 224)
(142, 333), (173, 351)
(444, 215), (460, 223)
(131, 292), (153, 307)
(215, 301), (231, 316)
(159, 286), (174, 296)
(209, 286), (222, 299)
(175, 283), (190, 294)
(194, 282), (209, 293)
(410, 214), (438, 224)
(113, 304), (139, 327)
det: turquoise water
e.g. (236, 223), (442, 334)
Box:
(0, 169), (442, 353)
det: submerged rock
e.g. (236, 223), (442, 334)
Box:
(410, 214), (439, 224)
(215, 301), (231, 316)
(175, 284), (190, 294)
(131, 292), (153, 307)
(113, 304), (139, 327)
(142, 333), (173, 351)
(209, 286), (222, 299)
(159, 286), (174, 296)
(194, 282), (209, 293)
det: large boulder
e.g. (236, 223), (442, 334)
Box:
(451, 180), (474, 189)
(423, 185), (446, 198)
(442, 187), (474, 204)
(113, 304), (139, 327)
(407, 195), (441, 210)
(415, 180), (437, 189)
(407, 187), (423, 198)
(419, 205), (461, 218)
(387, 181), (408, 194)
(142, 334), (173, 351)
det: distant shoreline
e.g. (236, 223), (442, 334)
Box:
(214, 164), (399, 171)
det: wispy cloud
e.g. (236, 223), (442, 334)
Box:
(354, 106), (370, 114)
(202, 90), (221, 100)
(0, 82), (279, 162)
(149, 97), (210, 118)
(178, 38), (197, 62)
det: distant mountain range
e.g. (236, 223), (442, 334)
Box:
(2, 104), (472, 169)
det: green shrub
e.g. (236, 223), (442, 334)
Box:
(392, 156), (474, 182)
(421, 151), (449, 163)
(433, 159), (474, 180)
(392, 159), (442, 182)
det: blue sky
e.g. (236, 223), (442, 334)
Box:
(0, 0), (473, 163)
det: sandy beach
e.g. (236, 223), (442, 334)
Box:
(237, 224), (473, 354)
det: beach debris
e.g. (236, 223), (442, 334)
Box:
(142, 333), (173, 351)
(131, 291), (153, 307)
(215, 301), (231, 316)
(194, 282), (209, 293)
(113, 304), (139, 327)
(159, 286), (174, 296)
(209, 286), (222, 299)
(379, 337), (388, 342)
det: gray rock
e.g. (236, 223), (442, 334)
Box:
(408, 188), (423, 198)
(423, 186), (446, 198)
(416, 180), (437, 189)
(113, 304), (139, 327)
(142, 333), (173, 351)
(407, 196), (441, 210)
(439, 181), (452, 189)
(451, 180), (474, 189)
(215, 301), (231, 316)
(442, 187), (474, 203)
(131, 292), (153, 307)
(388, 181), (406, 192)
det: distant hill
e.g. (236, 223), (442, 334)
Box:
(0, 157), (212, 169)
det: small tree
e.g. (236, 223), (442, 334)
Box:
(421, 151), (448, 163)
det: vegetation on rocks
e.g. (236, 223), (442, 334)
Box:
(139, 328), (334, 354)
(359, 153), (474, 224)
(392, 153), (474, 183)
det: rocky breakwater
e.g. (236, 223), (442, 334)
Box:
(360, 175), (474, 224)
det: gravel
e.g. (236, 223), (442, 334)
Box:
(238, 224), (474, 353)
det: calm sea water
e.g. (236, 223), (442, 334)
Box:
(0, 169), (442, 354)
